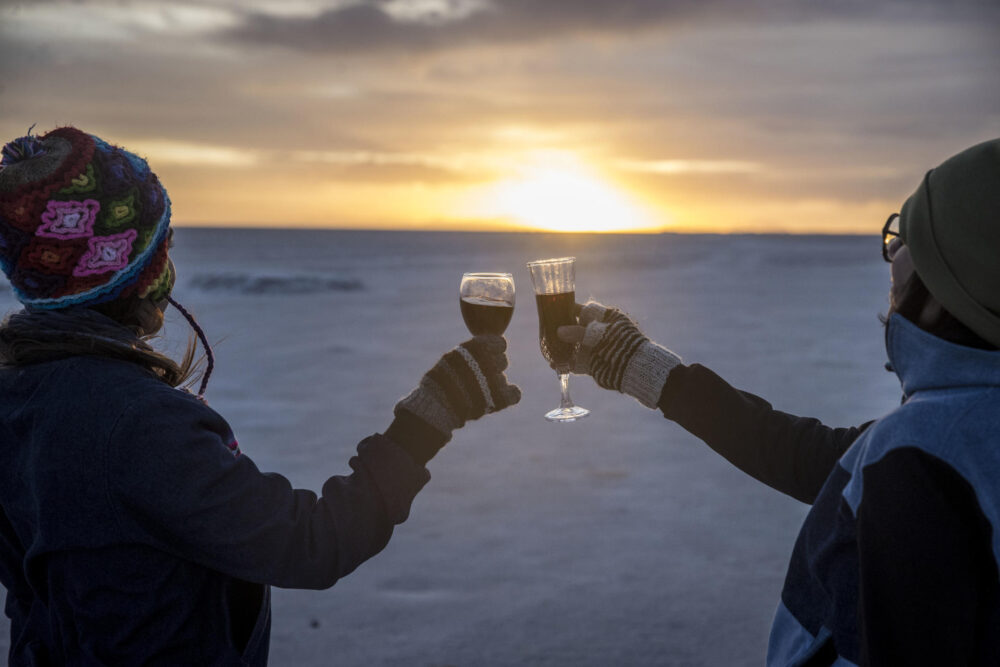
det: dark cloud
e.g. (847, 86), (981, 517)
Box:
(225, 1), (692, 54)
(224, 0), (1000, 54)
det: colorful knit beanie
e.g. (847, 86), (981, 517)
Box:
(0, 126), (215, 397)
(899, 138), (1000, 348)
(0, 126), (173, 309)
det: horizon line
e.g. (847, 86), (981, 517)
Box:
(171, 222), (876, 237)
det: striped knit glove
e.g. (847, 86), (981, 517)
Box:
(386, 335), (521, 464)
(558, 301), (681, 409)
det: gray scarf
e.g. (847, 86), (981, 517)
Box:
(0, 307), (178, 383)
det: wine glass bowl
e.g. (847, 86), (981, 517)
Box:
(526, 257), (589, 422)
(460, 272), (515, 335)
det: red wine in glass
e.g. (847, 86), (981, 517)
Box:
(459, 273), (515, 336)
(535, 291), (576, 368)
(461, 296), (514, 335)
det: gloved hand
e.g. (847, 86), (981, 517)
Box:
(557, 301), (681, 409)
(386, 335), (521, 464)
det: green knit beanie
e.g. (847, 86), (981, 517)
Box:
(899, 138), (1000, 348)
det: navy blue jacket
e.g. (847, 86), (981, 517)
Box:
(0, 355), (430, 665)
(661, 314), (1000, 665)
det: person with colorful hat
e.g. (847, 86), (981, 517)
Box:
(557, 139), (1000, 665)
(0, 126), (521, 665)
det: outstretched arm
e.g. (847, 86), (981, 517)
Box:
(108, 335), (519, 590)
(659, 363), (868, 504)
(561, 301), (869, 504)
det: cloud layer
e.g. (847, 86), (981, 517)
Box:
(1, 0), (998, 230)
(224, 0), (1000, 54)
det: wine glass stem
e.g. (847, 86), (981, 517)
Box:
(558, 372), (574, 409)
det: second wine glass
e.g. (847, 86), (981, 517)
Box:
(526, 257), (589, 422)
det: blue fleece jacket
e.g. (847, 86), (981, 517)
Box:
(767, 314), (1000, 666)
(0, 355), (430, 665)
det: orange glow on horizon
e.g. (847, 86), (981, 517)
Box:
(152, 144), (899, 235)
(457, 152), (670, 233)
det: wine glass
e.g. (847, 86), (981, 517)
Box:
(460, 273), (515, 335)
(526, 257), (589, 422)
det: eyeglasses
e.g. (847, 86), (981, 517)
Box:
(882, 213), (901, 263)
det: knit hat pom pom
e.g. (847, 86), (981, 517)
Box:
(0, 125), (46, 168)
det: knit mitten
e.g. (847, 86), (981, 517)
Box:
(570, 301), (682, 409)
(386, 335), (520, 464)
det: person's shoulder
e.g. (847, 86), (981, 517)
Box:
(852, 387), (1000, 487)
(891, 386), (1000, 443)
(56, 354), (166, 391)
(56, 356), (219, 423)
(0, 356), (164, 417)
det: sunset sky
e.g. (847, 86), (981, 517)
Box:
(2, 0), (998, 233)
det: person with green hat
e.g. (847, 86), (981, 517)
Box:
(556, 138), (1000, 665)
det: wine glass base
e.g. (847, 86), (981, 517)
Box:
(544, 406), (590, 422)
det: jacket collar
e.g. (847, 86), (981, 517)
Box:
(887, 313), (1000, 399)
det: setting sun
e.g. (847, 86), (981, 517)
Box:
(466, 153), (667, 233)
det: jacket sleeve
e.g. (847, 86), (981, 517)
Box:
(855, 447), (997, 666)
(658, 363), (871, 504)
(105, 384), (430, 590)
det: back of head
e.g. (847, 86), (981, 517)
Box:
(0, 126), (173, 310)
(0, 127), (195, 387)
(899, 138), (1000, 348)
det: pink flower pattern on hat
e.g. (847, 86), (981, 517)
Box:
(74, 229), (137, 276)
(37, 199), (100, 239)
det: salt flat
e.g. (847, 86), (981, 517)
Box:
(0, 230), (901, 665)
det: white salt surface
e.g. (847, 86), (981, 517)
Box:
(0, 231), (901, 665)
